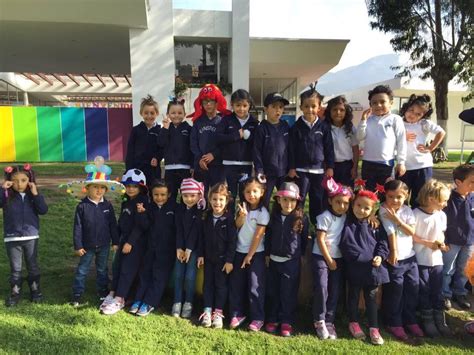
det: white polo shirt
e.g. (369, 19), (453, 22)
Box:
(404, 119), (444, 170)
(236, 206), (270, 254)
(313, 210), (346, 258)
(331, 125), (358, 162)
(413, 208), (446, 267)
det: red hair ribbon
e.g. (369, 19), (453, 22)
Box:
(4, 166), (13, 173)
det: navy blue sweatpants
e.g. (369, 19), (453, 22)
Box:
(295, 172), (325, 224)
(312, 254), (343, 323)
(418, 265), (444, 311)
(164, 169), (191, 203)
(114, 241), (146, 299)
(400, 167), (432, 207)
(382, 256), (419, 326)
(194, 164), (225, 193)
(334, 160), (354, 187)
(263, 175), (287, 208)
(361, 161), (393, 191)
(224, 165), (253, 214)
(266, 257), (300, 324)
(229, 252), (266, 321)
(203, 258), (229, 310)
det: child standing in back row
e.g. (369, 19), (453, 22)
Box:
(1, 165), (48, 306)
(399, 94), (445, 207)
(289, 84), (335, 223)
(357, 85), (407, 190)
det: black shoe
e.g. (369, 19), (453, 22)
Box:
(29, 281), (43, 303)
(70, 294), (82, 307)
(453, 295), (471, 310)
(5, 293), (20, 307)
(444, 298), (452, 310)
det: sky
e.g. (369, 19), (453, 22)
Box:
(173, 0), (397, 72)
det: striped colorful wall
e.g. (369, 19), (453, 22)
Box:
(0, 107), (132, 162)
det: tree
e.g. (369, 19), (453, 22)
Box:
(366, 0), (472, 152)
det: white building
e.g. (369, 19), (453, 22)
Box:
(0, 0), (349, 124)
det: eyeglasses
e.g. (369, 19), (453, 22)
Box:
(202, 99), (216, 105)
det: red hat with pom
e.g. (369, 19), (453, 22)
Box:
(187, 84), (231, 121)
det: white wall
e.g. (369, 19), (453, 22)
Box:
(230, 0), (249, 91)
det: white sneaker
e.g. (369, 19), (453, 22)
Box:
(212, 310), (224, 329)
(99, 294), (115, 310)
(101, 300), (125, 315)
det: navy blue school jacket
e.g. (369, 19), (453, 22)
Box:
(147, 199), (177, 258)
(0, 189), (48, 241)
(125, 121), (162, 171)
(73, 198), (119, 250)
(176, 204), (202, 252)
(253, 119), (290, 178)
(339, 216), (389, 286)
(444, 190), (474, 246)
(190, 115), (224, 170)
(264, 211), (310, 259)
(216, 113), (259, 162)
(157, 121), (193, 167)
(289, 117), (335, 171)
(199, 212), (236, 264)
(118, 194), (150, 247)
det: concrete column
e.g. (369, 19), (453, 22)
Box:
(231, 0), (250, 91)
(23, 91), (29, 106)
(129, 0), (175, 125)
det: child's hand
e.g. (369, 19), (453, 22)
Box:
(327, 258), (337, 271)
(197, 257), (204, 268)
(122, 243), (132, 254)
(201, 153), (214, 164)
(350, 166), (358, 180)
(222, 262), (233, 274)
(162, 115), (171, 129)
(361, 108), (371, 120)
(176, 249), (185, 262)
(28, 182), (38, 195)
(406, 131), (417, 142)
(239, 128), (244, 139)
(387, 251), (398, 266)
(372, 256), (382, 267)
(265, 256), (270, 268)
(368, 215), (380, 229)
(2, 181), (13, 189)
(325, 168), (334, 178)
(112, 245), (119, 252)
(75, 248), (86, 256)
(237, 202), (248, 217)
(199, 158), (209, 171)
(383, 207), (400, 224)
(136, 203), (146, 213)
(241, 254), (252, 268)
(150, 158), (158, 167)
(439, 242), (450, 252)
(417, 144), (430, 153)
(428, 241), (440, 250)
(288, 169), (299, 179)
(395, 164), (406, 177)
(184, 249), (192, 263)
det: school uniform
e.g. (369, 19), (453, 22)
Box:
(289, 117), (335, 223)
(190, 114), (226, 191)
(217, 113), (259, 202)
(253, 119), (290, 207)
(379, 205), (419, 327)
(413, 208), (446, 310)
(157, 122), (193, 202)
(1, 189), (48, 289)
(265, 211), (309, 324)
(312, 210), (345, 324)
(229, 206), (269, 322)
(357, 113), (406, 190)
(339, 217), (389, 328)
(400, 119), (444, 207)
(125, 121), (162, 185)
(112, 195), (150, 300)
(331, 125), (358, 187)
(72, 197), (119, 296)
(136, 200), (177, 307)
(442, 191), (474, 299)
(174, 204), (202, 304)
(199, 212), (237, 311)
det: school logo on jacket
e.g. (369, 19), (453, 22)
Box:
(123, 208), (132, 215)
(181, 130), (189, 136)
(199, 126), (217, 133)
(314, 130), (323, 136)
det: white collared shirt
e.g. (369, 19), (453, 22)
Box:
(301, 116), (318, 129)
(404, 119), (444, 170)
(331, 125), (358, 162)
(313, 210), (345, 258)
(87, 197), (104, 205)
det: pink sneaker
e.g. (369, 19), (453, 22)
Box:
(369, 328), (384, 345)
(406, 324), (424, 337)
(280, 323), (293, 337)
(349, 322), (366, 339)
(229, 316), (246, 329)
(387, 326), (408, 341)
(265, 322), (279, 334)
(249, 320), (264, 332)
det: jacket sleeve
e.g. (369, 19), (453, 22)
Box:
(73, 204), (84, 250)
(288, 126), (296, 170)
(215, 118), (241, 145)
(197, 216), (206, 258)
(127, 200), (151, 246)
(253, 125), (265, 175)
(175, 207), (185, 250)
(151, 126), (163, 161)
(264, 218), (272, 257)
(443, 199), (458, 245)
(186, 212), (201, 251)
(356, 118), (367, 142)
(190, 124), (202, 169)
(109, 203), (120, 246)
(374, 226), (390, 260)
(0, 188), (7, 208)
(125, 127), (136, 169)
(300, 215), (310, 255)
(225, 217), (237, 263)
(32, 193), (48, 215)
(323, 123), (335, 169)
(157, 126), (170, 148)
(339, 226), (362, 262)
(394, 115), (407, 165)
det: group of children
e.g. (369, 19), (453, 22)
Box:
(1, 82), (473, 345)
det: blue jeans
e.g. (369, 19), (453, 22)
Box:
(72, 245), (110, 296)
(442, 244), (474, 298)
(173, 252), (198, 304)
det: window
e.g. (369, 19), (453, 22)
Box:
(174, 41), (229, 86)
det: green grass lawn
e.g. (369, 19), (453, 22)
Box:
(0, 163), (473, 353)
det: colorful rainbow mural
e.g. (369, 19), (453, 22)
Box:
(0, 107), (132, 162)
